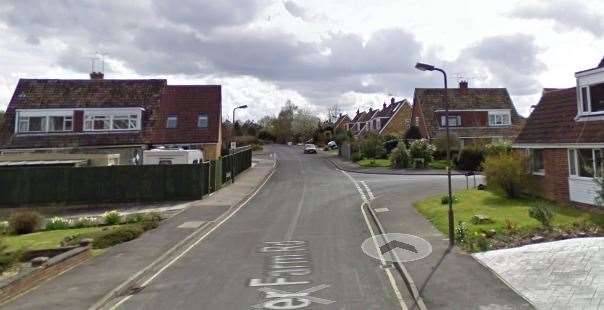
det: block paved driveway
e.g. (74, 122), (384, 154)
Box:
(474, 237), (604, 310)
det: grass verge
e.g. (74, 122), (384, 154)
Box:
(414, 189), (603, 238)
(428, 160), (450, 170)
(3, 226), (112, 253)
(358, 158), (391, 168)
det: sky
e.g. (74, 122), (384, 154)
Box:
(1, 0), (603, 121)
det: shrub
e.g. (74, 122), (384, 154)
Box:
(140, 212), (162, 231)
(470, 214), (494, 225)
(433, 134), (461, 157)
(467, 232), (491, 252)
(251, 144), (263, 151)
(456, 147), (484, 171)
(455, 221), (469, 244)
(103, 210), (122, 225)
(404, 125), (422, 140)
(9, 211), (42, 235)
(440, 195), (459, 205)
(45, 217), (73, 231)
(408, 139), (436, 168)
(351, 152), (362, 162)
(90, 225), (145, 249)
(125, 213), (145, 224)
(504, 218), (519, 235)
(383, 139), (399, 155)
(360, 133), (386, 159)
(234, 135), (258, 146)
(528, 203), (554, 229)
(258, 130), (275, 142)
(484, 142), (512, 156)
(0, 221), (9, 234)
(389, 145), (410, 169)
(73, 217), (101, 228)
(0, 238), (18, 273)
(483, 153), (531, 198)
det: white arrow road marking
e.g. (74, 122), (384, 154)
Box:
(252, 284), (335, 309)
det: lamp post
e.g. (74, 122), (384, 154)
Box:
(415, 62), (455, 246)
(231, 105), (248, 183)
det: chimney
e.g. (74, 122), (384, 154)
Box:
(339, 113), (342, 118)
(383, 102), (387, 109)
(459, 80), (468, 95)
(369, 108), (373, 112)
(391, 97), (395, 104)
(356, 109), (360, 114)
(90, 72), (104, 80)
(599, 56), (604, 68)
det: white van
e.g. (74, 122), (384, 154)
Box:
(142, 149), (204, 165)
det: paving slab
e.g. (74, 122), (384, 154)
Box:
(474, 237), (604, 310)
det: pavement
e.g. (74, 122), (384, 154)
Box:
(474, 237), (604, 309)
(327, 154), (469, 176)
(1, 154), (276, 310)
(352, 172), (533, 309)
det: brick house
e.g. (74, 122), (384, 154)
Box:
(346, 98), (412, 137)
(411, 81), (525, 146)
(333, 114), (351, 133)
(513, 58), (604, 207)
(0, 75), (222, 163)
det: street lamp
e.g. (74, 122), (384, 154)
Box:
(415, 62), (455, 247)
(232, 104), (249, 147)
(230, 105), (248, 184)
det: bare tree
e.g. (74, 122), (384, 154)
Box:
(326, 105), (342, 123)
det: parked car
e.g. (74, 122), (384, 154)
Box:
(303, 144), (318, 154)
(327, 141), (338, 149)
(287, 142), (293, 146)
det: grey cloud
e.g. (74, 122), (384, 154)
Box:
(510, 0), (604, 36)
(283, 1), (307, 19)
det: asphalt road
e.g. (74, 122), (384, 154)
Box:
(116, 144), (409, 310)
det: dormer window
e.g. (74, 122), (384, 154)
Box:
(579, 83), (604, 114)
(575, 63), (604, 117)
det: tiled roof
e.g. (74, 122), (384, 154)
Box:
(414, 88), (524, 138)
(375, 100), (404, 118)
(0, 79), (221, 148)
(515, 87), (604, 144)
(351, 111), (365, 123)
(10, 79), (166, 109)
(334, 114), (351, 128)
(358, 109), (377, 122)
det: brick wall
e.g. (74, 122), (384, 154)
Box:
(381, 104), (412, 136)
(534, 148), (570, 203)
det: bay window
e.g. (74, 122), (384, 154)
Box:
(568, 149), (604, 178)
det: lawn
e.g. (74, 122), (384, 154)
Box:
(414, 189), (604, 235)
(428, 160), (450, 170)
(3, 226), (111, 253)
(358, 158), (391, 168)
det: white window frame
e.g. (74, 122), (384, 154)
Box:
(577, 82), (604, 116)
(568, 148), (604, 179)
(488, 111), (511, 126)
(197, 113), (209, 129)
(15, 109), (74, 134)
(166, 115), (178, 129)
(83, 108), (142, 132)
(440, 115), (461, 127)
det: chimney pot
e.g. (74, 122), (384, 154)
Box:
(391, 97), (395, 104)
(383, 102), (387, 109)
(459, 80), (468, 89)
(90, 72), (104, 80)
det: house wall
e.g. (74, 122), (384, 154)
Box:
(532, 148), (570, 203)
(411, 100), (430, 138)
(381, 104), (412, 136)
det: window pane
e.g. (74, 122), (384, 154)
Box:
(64, 117), (73, 131)
(590, 83), (604, 112)
(578, 149), (594, 177)
(49, 116), (64, 131)
(28, 116), (45, 131)
(532, 149), (544, 173)
(113, 118), (129, 129)
(93, 116), (109, 130)
(167, 116), (177, 128)
(569, 149), (577, 175)
(18, 117), (29, 132)
(197, 114), (208, 128)
(582, 87), (589, 112)
(596, 150), (604, 177)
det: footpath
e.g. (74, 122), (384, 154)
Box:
(2, 154), (276, 310)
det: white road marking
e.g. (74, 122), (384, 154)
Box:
(107, 157), (278, 310)
(374, 208), (390, 213)
(252, 285), (335, 309)
(177, 221), (206, 229)
(284, 152), (306, 241)
(360, 181), (375, 200)
(339, 169), (408, 310)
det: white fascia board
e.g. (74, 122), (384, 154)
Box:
(513, 143), (604, 149)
